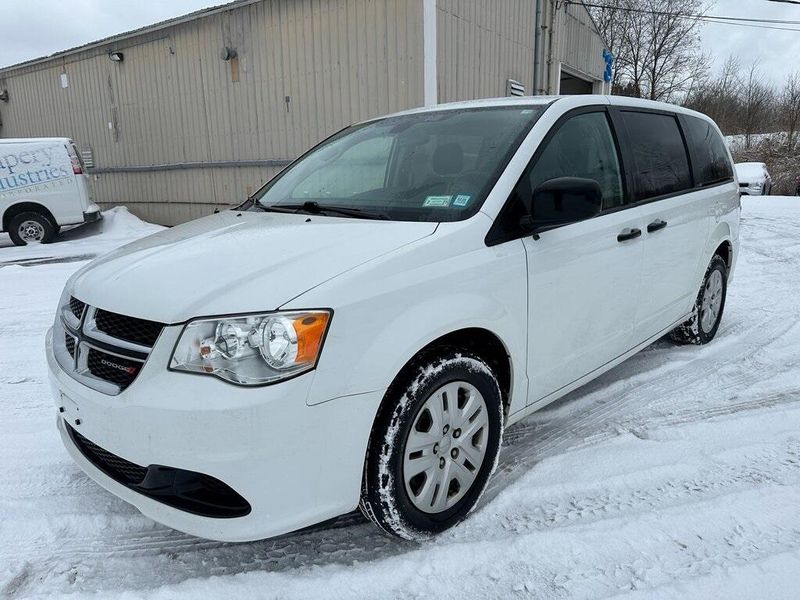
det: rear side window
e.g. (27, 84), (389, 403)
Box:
(682, 116), (733, 186)
(621, 112), (692, 201)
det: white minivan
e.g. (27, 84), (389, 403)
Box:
(1, 137), (101, 245)
(46, 96), (739, 542)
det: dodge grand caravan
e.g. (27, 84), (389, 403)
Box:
(46, 96), (740, 542)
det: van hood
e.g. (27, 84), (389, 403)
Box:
(69, 211), (437, 323)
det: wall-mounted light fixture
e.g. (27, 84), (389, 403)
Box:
(108, 51), (124, 63)
(220, 47), (238, 61)
(0, 90), (8, 103)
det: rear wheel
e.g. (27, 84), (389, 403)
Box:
(8, 211), (56, 246)
(360, 349), (503, 540)
(669, 255), (728, 345)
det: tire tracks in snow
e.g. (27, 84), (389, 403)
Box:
(468, 436), (800, 540)
(486, 310), (800, 504)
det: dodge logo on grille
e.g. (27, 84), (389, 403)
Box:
(100, 358), (138, 375)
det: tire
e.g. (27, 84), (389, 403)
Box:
(360, 349), (504, 541)
(669, 255), (728, 345)
(8, 211), (57, 246)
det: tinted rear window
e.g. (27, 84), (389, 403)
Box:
(682, 116), (733, 186)
(621, 112), (692, 201)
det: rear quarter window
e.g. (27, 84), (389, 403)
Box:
(621, 111), (693, 201)
(682, 116), (734, 186)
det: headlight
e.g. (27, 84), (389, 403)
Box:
(169, 310), (332, 385)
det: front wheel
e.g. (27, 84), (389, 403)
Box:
(360, 350), (503, 540)
(669, 255), (728, 345)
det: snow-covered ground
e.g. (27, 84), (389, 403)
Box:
(2, 198), (800, 599)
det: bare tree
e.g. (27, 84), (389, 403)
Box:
(589, 0), (633, 91)
(590, 0), (711, 102)
(781, 72), (800, 146)
(685, 56), (742, 134)
(741, 60), (775, 149)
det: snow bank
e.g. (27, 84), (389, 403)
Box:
(94, 206), (163, 238)
(0, 206), (163, 264)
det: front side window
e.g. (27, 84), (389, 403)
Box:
(622, 111), (692, 201)
(253, 107), (545, 222)
(525, 111), (624, 211)
(682, 115), (733, 186)
(488, 111), (624, 243)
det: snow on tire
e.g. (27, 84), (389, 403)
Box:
(360, 349), (504, 541)
(670, 254), (728, 345)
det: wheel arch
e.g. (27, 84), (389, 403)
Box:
(706, 221), (734, 274)
(384, 327), (514, 419)
(1, 201), (57, 232)
(713, 239), (732, 270)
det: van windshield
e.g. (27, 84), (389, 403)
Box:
(253, 106), (545, 222)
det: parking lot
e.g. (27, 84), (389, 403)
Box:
(1, 196), (799, 599)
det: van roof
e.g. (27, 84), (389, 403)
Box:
(0, 137), (72, 145)
(370, 95), (716, 126)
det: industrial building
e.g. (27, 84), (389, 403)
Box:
(0, 0), (609, 225)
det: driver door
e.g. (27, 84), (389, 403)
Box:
(517, 109), (646, 403)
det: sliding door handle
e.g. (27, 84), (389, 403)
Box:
(647, 219), (668, 233)
(617, 228), (642, 242)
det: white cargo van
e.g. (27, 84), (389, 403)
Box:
(0, 138), (101, 245)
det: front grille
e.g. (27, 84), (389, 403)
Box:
(58, 301), (164, 394)
(86, 348), (141, 390)
(69, 297), (86, 320)
(65, 333), (76, 358)
(67, 424), (252, 518)
(94, 309), (164, 347)
(70, 426), (147, 484)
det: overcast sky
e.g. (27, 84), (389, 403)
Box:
(1, 0), (799, 85)
(702, 0), (800, 84)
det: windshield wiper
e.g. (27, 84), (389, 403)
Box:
(262, 200), (389, 220)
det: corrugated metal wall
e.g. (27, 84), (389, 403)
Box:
(435, 0), (536, 102)
(0, 0), (425, 225)
(0, 0), (608, 226)
(553, 1), (606, 89)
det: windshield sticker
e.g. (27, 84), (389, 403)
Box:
(423, 195), (452, 207)
(453, 194), (472, 207)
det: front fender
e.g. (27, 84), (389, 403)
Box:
(288, 232), (530, 415)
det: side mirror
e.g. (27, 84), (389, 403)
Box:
(525, 177), (603, 235)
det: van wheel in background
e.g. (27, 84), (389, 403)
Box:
(669, 255), (728, 345)
(8, 212), (57, 246)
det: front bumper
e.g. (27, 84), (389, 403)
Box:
(46, 326), (383, 542)
(739, 185), (764, 196)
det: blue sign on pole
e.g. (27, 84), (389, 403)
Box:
(602, 49), (614, 83)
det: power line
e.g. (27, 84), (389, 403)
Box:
(571, 1), (800, 32)
(702, 19), (800, 33)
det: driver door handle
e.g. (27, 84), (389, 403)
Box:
(647, 219), (668, 233)
(617, 228), (642, 242)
